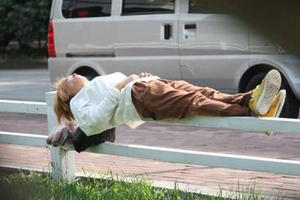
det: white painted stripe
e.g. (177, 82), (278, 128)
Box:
(0, 132), (48, 147)
(0, 100), (47, 115)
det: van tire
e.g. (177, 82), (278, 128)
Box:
(244, 72), (299, 118)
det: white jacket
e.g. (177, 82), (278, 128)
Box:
(70, 72), (159, 136)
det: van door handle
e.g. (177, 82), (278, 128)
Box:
(164, 24), (172, 40)
(185, 24), (196, 30)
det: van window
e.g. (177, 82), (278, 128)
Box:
(62, 0), (112, 18)
(189, 0), (225, 14)
(122, 0), (175, 15)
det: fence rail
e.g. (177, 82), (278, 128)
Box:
(156, 115), (300, 134)
(0, 92), (300, 181)
(0, 100), (47, 115)
(0, 131), (47, 147)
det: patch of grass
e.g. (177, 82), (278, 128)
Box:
(0, 171), (276, 200)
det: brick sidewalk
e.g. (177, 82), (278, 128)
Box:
(0, 113), (300, 199)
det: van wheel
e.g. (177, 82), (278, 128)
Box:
(244, 72), (299, 118)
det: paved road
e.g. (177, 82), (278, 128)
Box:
(0, 69), (52, 102)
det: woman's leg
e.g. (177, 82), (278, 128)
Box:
(159, 79), (252, 106)
(131, 80), (252, 120)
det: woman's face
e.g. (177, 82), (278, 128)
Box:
(62, 73), (88, 97)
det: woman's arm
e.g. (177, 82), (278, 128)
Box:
(74, 85), (120, 136)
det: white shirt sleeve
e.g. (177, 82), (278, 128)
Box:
(71, 85), (120, 136)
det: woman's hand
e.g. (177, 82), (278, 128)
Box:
(115, 73), (152, 91)
(46, 122), (78, 146)
(139, 72), (152, 78)
(115, 74), (138, 91)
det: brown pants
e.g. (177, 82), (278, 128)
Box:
(131, 79), (253, 120)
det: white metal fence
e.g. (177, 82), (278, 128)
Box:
(0, 91), (300, 181)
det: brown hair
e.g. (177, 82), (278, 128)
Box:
(54, 77), (75, 124)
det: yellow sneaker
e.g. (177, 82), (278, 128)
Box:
(249, 70), (281, 115)
(262, 90), (286, 118)
(262, 90), (286, 136)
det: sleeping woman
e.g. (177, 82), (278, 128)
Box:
(47, 69), (285, 151)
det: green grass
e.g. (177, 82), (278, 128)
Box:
(0, 171), (277, 200)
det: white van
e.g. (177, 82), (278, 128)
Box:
(48, 0), (300, 118)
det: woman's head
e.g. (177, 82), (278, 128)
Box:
(54, 73), (89, 123)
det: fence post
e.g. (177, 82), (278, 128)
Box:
(46, 91), (75, 181)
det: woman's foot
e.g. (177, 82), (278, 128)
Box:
(262, 90), (286, 135)
(261, 90), (286, 118)
(249, 69), (281, 115)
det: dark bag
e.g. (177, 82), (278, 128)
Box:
(72, 127), (115, 153)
